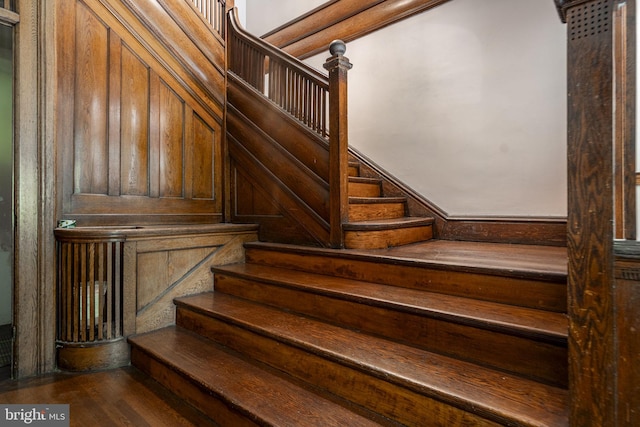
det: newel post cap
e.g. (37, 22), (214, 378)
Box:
(329, 40), (347, 56)
(324, 40), (352, 72)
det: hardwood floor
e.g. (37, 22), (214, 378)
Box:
(0, 367), (217, 426)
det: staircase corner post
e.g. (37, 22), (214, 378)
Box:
(324, 40), (353, 248)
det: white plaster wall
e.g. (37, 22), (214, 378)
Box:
(246, 0), (568, 217)
(245, 0), (327, 36)
(234, 0), (246, 27)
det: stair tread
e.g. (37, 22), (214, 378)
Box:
(349, 176), (381, 184)
(129, 327), (382, 427)
(176, 292), (569, 427)
(244, 240), (567, 281)
(214, 263), (567, 342)
(344, 217), (435, 230)
(349, 196), (406, 204)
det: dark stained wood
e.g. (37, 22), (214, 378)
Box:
(171, 292), (567, 426)
(130, 328), (385, 426)
(348, 197), (406, 221)
(56, 0), (224, 227)
(159, 81), (185, 197)
(343, 217), (434, 249)
(324, 42), (352, 248)
(226, 111), (330, 217)
(228, 8), (330, 138)
(12, 0), (59, 379)
(614, 250), (640, 427)
(183, 0), (226, 37)
(563, 1), (616, 426)
(192, 114), (216, 198)
(0, 367), (218, 426)
(74, 2), (109, 195)
(228, 135), (330, 245)
(214, 263), (568, 387)
(53, 224), (257, 371)
(263, 0), (452, 60)
(120, 44), (150, 196)
(226, 79), (330, 179)
(613, 1), (637, 240)
(244, 241), (568, 312)
(440, 217), (567, 246)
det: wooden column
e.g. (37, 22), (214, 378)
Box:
(556, 1), (616, 425)
(324, 40), (352, 248)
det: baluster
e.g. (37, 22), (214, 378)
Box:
(106, 242), (113, 339)
(97, 243), (105, 341)
(114, 242), (122, 337)
(88, 243), (95, 341)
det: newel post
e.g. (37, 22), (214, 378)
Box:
(324, 40), (353, 248)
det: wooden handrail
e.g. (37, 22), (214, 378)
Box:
(228, 8), (331, 138)
(185, 0), (227, 37)
(227, 9), (352, 247)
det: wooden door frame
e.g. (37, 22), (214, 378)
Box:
(12, 0), (57, 378)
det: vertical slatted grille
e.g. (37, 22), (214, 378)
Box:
(186, 0), (226, 37)
(1, 0), (16, 13)
(568, 1), (610, 41)
(57, 240), (125, 343)
(229, 28), (330, 138)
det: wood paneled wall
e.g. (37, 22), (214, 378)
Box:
(133, 226), (258, 334)
(55, 0), (225, 226)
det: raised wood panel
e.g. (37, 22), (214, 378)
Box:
(226, 109), (330, 219)
(158, 81), (185, 198)
(74, 2), (109, 195)
(234, 170), (280, 216)
(137, 247), (215, 311)
(57, 0), (224, 225)
(229, 144), (328, 246)
(192, 114), (215, 199)
(120, 45), (150, 196)
(133, 231), (259, 334)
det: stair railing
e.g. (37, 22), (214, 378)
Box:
(227, 8), (352, 248)
(186, 0), (228, 37)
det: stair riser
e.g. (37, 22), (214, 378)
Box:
(131, 346), (259, 427)
(349, 182), (381, 198)
(244, 248), (567, 312)
(344, 225), (433, 249)
(349, 203), (406, 221)
(214, 274), (568, 388)
(176, 307), (504, 427)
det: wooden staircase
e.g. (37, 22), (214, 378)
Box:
(129, 240), (569, 426)
(344, 161), (434, 249)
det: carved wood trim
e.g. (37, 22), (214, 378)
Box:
(263, 0), (452, 59)
(613, 0), (637, 240)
